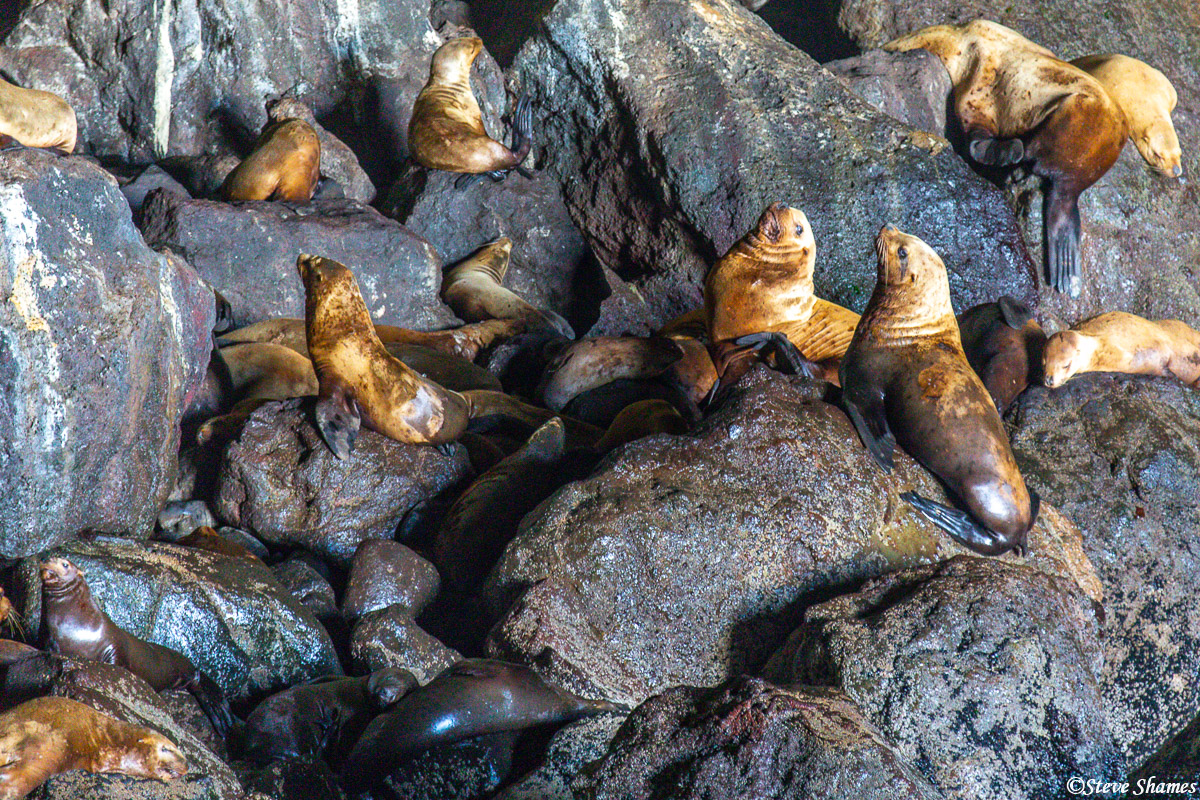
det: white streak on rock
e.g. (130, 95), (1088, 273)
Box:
(152, 0), (176, 156)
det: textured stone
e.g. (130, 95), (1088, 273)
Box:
(350, 605), (461, 683)
(342, 540), (441, 621)
(823, 48), (951, 135)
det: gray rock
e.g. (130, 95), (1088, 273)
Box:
(342, 539), (441, 621)
(0, 151), (214, 558)
(235, 760), (344, 800)
(118, 164), (192, 217)
(16, 536), (341, 701)
(350, 604), (461, 683)
(272, 555), (339, 623)
(576, 678), (945, 800)
(494, 712), (627, 800)
(141, 191), (452, 330)
(823, 48), (951, 135)
(765, 556), (1121, 800)
(377, 731), (518, 800)
(214, 401), (471, 566)
(1129, 712), (1200, 794)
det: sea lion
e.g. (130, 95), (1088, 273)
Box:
(538, 336), (685, 411)
(217, 316), (522, 362)
(176, 526), (260, 561)
(885, 20), (1128, 296)
(957, 296), (1047, 413)
(242, 668), (417, 765)
(1070, 53), (1183, 179)
(0, 77), (76, 152)
(299, 253), (597, 458)
(839, 225), (1038, 556)
(196, 342), (318, 443)
(442, 238), (574, 338)
(0, 696), (186, 799)
(704, 203), (860, 386)
(220, 118), (321, 202)
(1042, 311), (1200, 388)
(409, 37), (532, 184)
(594, 399), (690, 453)
(39, 558), (235, 737)
(340, 659), (622, 793)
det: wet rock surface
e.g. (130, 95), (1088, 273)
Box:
(342, 540), (441, 621)
(823, 48), (951, 136)
(350, 605), (462, 682)
(493, 712), (627, 800)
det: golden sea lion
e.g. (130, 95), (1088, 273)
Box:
(196, 342), (319, 443)
(0, 697), (187, 799)
(409, 37), (533, 186)
(220, 118), (321, 202)
(885, 20), (1129, 296)
(594, 399), (690, 453)
(1042, 311), (1200, 388)
(0, 76), (76, 152)
(957, 296), (1047, 413)
(840, 225), (1039, 556)
(442, 237), (574, 337)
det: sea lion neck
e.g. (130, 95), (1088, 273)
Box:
(305, 277), (378, 353)
(861, 235), (958, 346)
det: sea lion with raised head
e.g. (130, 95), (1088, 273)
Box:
(340, 659), (622, 793)
(409, 37), (533, 186)
(39, 558), (235, 737)
(956, 296), (1047, 413)
(0, 76), (76, 152)
(705, 203), (860, 386)
(840, 225), (1039, 556)
(0, 696), (187, 799)
(220, 118), (321, 202)
(1042, 311), (1200, 388)
(885, 20), (1129, 296)
(442, 238), (574, 338)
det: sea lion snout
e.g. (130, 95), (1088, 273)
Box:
(144, 736), (188, 781)
(39, 557), (79, 584)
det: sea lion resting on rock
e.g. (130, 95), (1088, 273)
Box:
(197, 342), (319, 443)
(0, 76), (76, 152)
(340, 659), (622, 793)
(956, 296), (1047, 413)
(442, 238), (574, 338)
(1042, 311), (1200, 388)
(840, 225), (1039, 556)
(885, 20), (1132, 296)
(705, 203), (859, 386)
(220, 118), (321, 202)
(0, 696), (187, 799)
(40, 558), (235, 737)
(409, 36), (533, 186)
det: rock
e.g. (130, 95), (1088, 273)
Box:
(764, 556), (1121, 800)
(140, 191), (452, 330)
(350, 604), (461, 682)
(272, 555), (339, 623)
(0, 151), (214, 559)
(576, 678), (945, 800)
(376, 731), (519, 800)
(1007, 376), (1200, 765)
(823, 48), (951, 135)
(266, 96), (376, 204)
(483, 367), (1100, 707)
(118, 163), (192, 218)
(509, 0), (1038, 335)
(213, 400), (471, 566)
(16, 535), (341, 701)
(1130, 713), (1200, 792)
(830, 0), (1200, 325)
(342, 540), (441, 621)
(236, 760), (345, 800)
(494, 712), (627, 800)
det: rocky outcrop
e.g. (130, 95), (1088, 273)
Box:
(342, 540), (441, 621)
(350, 605), (461, 682)
(823, 48), (951, 136)
(494, 713), (627, 800)
(0, 151), (214, 558)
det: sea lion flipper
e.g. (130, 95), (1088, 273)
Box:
(900, 491), (1021, 556)
(1045, 184), (1083, 296)
(454, 172), (487, 190)
(967, 131), (1025, 166)
(731, 332), (819, 379)
(509, 94), (533, 166)
(187, 671), (237, 739)
(843, 393), (895, 473)
(997, 296), (1034, 330)
(315, 386), (361, 460)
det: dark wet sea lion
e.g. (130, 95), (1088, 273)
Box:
(956, 296), (1047, 413)
(0, 696), (187, 798)
(242, 668), (417, 764)
(340, 659), (622, 793)
(0, 640), (38, 667)
(1042, 311), (1200, 388)
(39, 558), (235, 736)
(538, 336), (684, 411)
(0, 76), (76, 152)
(221, 118), (321, 202)
(840, 225), (1038, 556)
(885, 20), (1129, 296)
(594, 399), (690, 453)
(442, 238), (574, 338)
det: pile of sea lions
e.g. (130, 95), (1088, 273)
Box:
(0, 16), (1195, 799)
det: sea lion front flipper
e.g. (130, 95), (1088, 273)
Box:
(187, 671), (238, 739)
(1045, 183), (1083, 296)
(900, 491), (1021, 556)
(508, 94), (534, 167)
(315, 385), (361, 460)
(997, 296), (1033, 330)
(731, 332), (819, 379)
(486, 170), (505, 182)
(841, 385), (895, 473)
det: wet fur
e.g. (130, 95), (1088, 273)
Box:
(1043, 311), (1200, 388)
(221, 118), (321, 202)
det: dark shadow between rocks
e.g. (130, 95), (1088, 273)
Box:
(0, 1), (23, 41)
(567, 249), (610, 337)
(468, 0), (556, 68)
(757, 0), (859, 63)
(320, 83), (405, 200)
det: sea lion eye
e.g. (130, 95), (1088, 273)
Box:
(794, 224), (804, 237)
(898, 246), (908, 259)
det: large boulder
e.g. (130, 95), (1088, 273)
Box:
(0, 151), (214, 558)
(484, 367), (1100, 707)
(141, 192), (453, 330)
(507, 0), (1038, 335)
(765, 557), (1121, 800)
(1007, 376), (1200, 766)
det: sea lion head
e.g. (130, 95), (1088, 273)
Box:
(430, 36), (483, 82)
(297, 253), (368, 328)
(39, 557), (83, 590)
(749, 202), (814, 257)
(1042, 329), (1087, 387)
(367, 667), (418, 709)
(130, 733), (188, 782)
(869, 224), (955, 331)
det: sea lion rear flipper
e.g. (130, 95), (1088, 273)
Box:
(508, 94), (533, 166)
(842, 391), (895, 473)
(900, 491), (1021, 556)
(997, 296), (1033, 330)
(967, 131), (1025, 166)
(1045, 183), (1083, 296)
(188, 671), (238, 739)
(315, 386), (361, 460)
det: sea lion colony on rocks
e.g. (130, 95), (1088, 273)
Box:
(0, 4), (1197, 799)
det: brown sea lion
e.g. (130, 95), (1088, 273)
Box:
(1042, 311), (1200, 388)
(196, 342), (318, 443)
(956, 296), (1047, 413)
(839, 225), (1039, 556)
(220, 118), (321, 202)
(0, 696), (186, 798)
(39, 558), (234, 737)
(594, 399), (690, 453)
(0, 641), (38, 667)
(885, 20), (1128, 296)
(340, 659), (622, 793)
(1070, 53), (1183, 179)
(242, 668), (417, 765)
(538, 336), (684, 411)
(409, 37), (532, 186)
(0, 77), (76, 152)
(442, 238), (574, 338)
(704, 203), (860, 386)
(176, 526), (260, 561)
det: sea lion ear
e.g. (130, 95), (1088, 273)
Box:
(760, 208), (782, 242)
